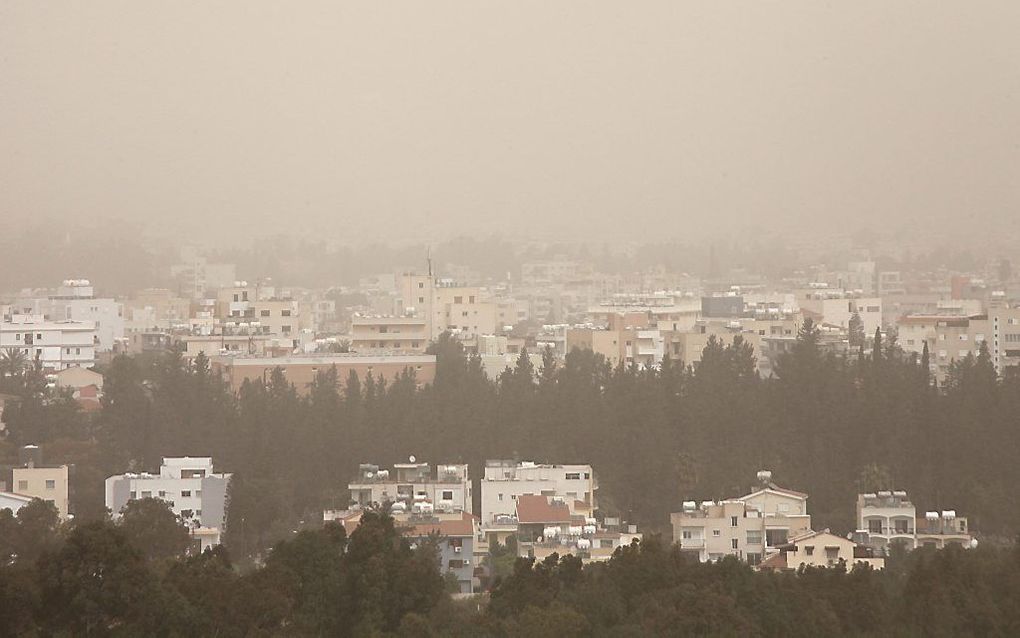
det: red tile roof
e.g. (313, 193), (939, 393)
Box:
(515, 495), (572, 524)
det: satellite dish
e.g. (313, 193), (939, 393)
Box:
(409, 455), (416, 463)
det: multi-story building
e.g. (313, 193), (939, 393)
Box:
(105, 457), (231, 551)
(347, 461), (472, 514)
(915, 510), (973, 549)
(349, 316), (429, 353)
(897, 314), (990, 381)
(798, 291), (882, 336)
(480, 460), (597, 540)
(398, 512), (479, 593)
(513, 494), (641, 564)
(671, 471), (811, 565)
(210, 353), (437, 395)
(0, 315), (96, 371)
(986, 302), (1020, 376)
(564, 326), (635, 367)
(856, 491), (916, 554)
(9, 446), (70, 519)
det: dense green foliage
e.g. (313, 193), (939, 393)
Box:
(0, 510), (448, 637)
(2, 320), (1020, 555)
(2, 512), (1019, 636)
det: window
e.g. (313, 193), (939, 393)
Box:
(469, 296), (475, 303)
(584, 472), (590, 479)
(282, 325), (292, 334)
(195, 510), (202, 516)
(730, 516), (738, 527)
(766, 529), (788, 546)
(44, 479), (56, 490)
(747, 553), (762, 566)
(281, 309), (291, 317)
(454, 296), (463, 304)
(565, 472), (581, 480)
(868, 520), (882, 533)
(442, 490), (454, 500)
(682, 530), (693, 539)
(731, 539), (739, 549)
(894, 520), (909, 534)
(746, 530), (762, 545)
(448, 559), (464, 569)
(159, 491), (166, 498)
(141, 491), (152, 498)
(713, 529), (721, 537)
(18, 480), (28, 491)
(181, 490), (192, 498)
(418, 282), (424, 289)
(418, 296), (425, 304)
(498, 493), (503, 501)
(261, 310), (271, 317)
(181, 509), (194, 518)
(195, 490), (202, 498)
(805, 546), (814, 556)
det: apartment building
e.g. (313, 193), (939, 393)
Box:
(797, 290), (882, 335)
(564, 326), (634, 367)
(986, 302), (1020, 376)
(480, 460), (597, 540)
(106, 457), (231, 551)
(210, 353), (437, 395)
(8, 446), (70, 520)
(398, 273), (502, 341)
(513, 494), (641, 564)
(349, 316), (429, 353)
(915, 511), (973, 549)
(856, 491), (916, 554)
(398, 511), (480, 594)
(0, 315), (97, 371)
(671, 471), (811, 565)
(347, 461), (472, 515)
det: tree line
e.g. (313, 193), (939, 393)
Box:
(2, 318), (1019, 560)
(2, 497), (1020, 636)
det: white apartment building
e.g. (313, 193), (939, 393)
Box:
(671, 471), (812, 565)
(986, 301), (1020, 375)
(856, 491), (916, 554)
(798, 292), (882, 336)
(0, 315), (96, 371)
(347, 461), (472, 515)
(480, 460), (597, 536)
(856, 491), (973, 555)
(106, 457), (232, 551)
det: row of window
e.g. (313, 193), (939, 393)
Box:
(17, 479), (57, 491)
(130, 489), (201, 499)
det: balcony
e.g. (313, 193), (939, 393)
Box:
(680, 538), (705, 549)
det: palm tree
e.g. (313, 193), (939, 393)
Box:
(0, 347), (28, 378)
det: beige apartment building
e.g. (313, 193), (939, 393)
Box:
(564, 327), (635, 367)
(671, 472), (811, 565)
(350, 316), (429, 353)
(664, 322), (762, 368)
(12, 464), (70, 520)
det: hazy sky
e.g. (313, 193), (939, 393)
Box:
(2, 1), (1018, 245)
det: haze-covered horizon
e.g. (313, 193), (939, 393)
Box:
(3, 1), (1019, 244)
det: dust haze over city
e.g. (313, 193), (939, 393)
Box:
(2, 3), (1020, 636)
